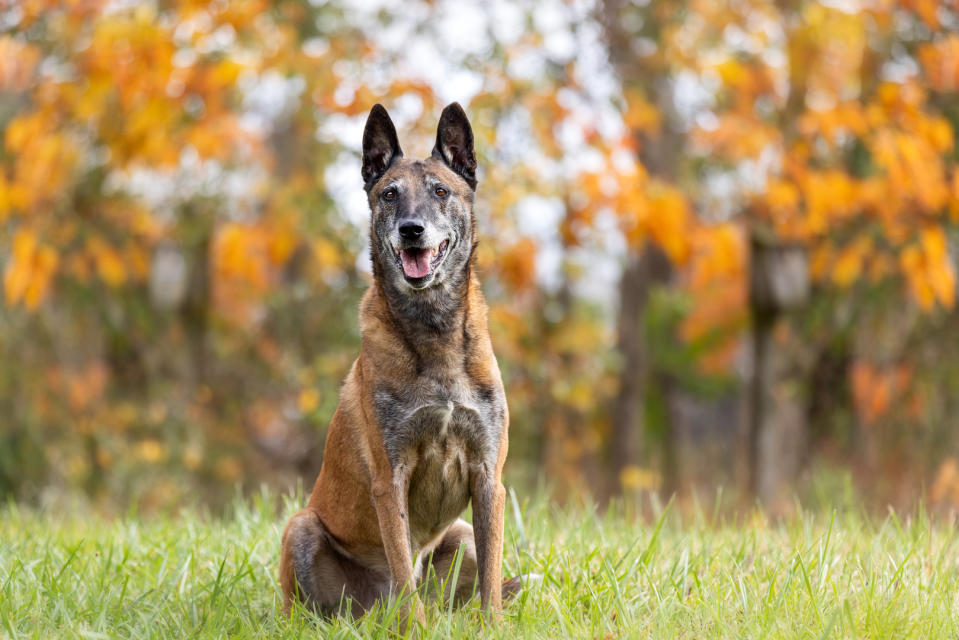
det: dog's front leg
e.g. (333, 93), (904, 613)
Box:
(470, 465), (505, 613)
(371, 466), (424, 624)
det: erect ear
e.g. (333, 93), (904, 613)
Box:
(362, 104), (403, 190)
(431, 102), (477, 190)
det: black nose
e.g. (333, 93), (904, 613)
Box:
(398, 221), (425, 239)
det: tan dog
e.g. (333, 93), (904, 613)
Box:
(280, 103), (517, 621)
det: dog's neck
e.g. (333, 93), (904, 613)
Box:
(376, 262), (473, 347)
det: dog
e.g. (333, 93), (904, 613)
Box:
(280, 103), (518, 622)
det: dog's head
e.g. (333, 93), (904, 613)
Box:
(362, 103), (477, 292)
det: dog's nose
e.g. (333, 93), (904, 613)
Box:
(398, 221), (425, 240)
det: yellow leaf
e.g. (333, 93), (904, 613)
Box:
(298, 388), (320, 413)
(312, 237), (340, 269)
(619, 465), (661, 491)
(88, 238), (127, 287)
(766, 180), (799, 213)
(623, 90), (661, 134)
(267, 226), (297, 266)
(832, 247), (862, 288)
(136, 439), (168, 464)
(647, 183), (691, 264)
(4, 229), (58, 310)
(920, 226), (947, 261)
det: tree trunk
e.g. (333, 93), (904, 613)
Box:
(748, 311), (775, 501)
(609, 245), (676, 495)
(182, 223), (212, 387)
(609, 254), (649, 493)
(806, 337), (852, 467)
(659, 372), (681, 497)
(599, 0), (683, 498)
(747, 237), (810, 506)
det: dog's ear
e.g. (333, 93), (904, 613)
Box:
(432, 102), (477, 190)
(362, 104), (403, 190)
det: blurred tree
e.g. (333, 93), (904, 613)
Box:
(596, 0), (959, 506)
(678, 0), (959, 505)
(3, 0), (959, 512)
(0, 0), (373, 507)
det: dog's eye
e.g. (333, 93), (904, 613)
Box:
(434, 186), (448, 198)
(382, 188), (397, 201)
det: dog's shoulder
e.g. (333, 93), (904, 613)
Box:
(356, 286), (417, 375)
(461, 279), (504, 386)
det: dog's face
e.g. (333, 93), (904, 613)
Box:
(362, 103), (477, 292)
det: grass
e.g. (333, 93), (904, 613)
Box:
(1, 487), (958, 639)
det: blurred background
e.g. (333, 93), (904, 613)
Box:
(3, 0), (959, 515)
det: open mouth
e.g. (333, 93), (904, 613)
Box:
(394, 239), (450, 280)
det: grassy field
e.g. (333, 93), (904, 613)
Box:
(1, 487), (958, 639)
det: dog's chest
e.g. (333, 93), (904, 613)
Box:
(373, 377), (505, 545)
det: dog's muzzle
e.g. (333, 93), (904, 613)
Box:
(393, 238), (450, 281)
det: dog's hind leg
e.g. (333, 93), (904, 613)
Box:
(280, 509), (385, 617)
(424, 519), (479, 606)
(424, 519), (532, 606)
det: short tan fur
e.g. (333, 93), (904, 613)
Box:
(279, 103), (518, 623)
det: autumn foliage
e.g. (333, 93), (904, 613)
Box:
(2, 0), (959, 511)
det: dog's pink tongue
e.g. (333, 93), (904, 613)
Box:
(400, 249), (431, 278)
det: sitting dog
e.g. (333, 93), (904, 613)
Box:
(280, 103), (517, 621)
